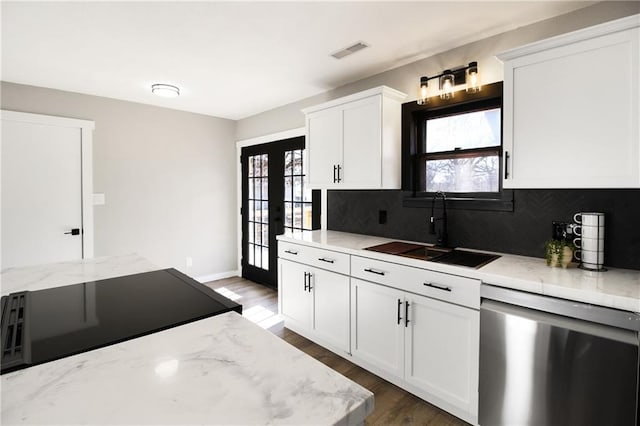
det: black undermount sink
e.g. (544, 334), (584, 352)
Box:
(365, 242), (499, 269)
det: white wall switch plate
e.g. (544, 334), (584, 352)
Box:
(92, 193), (106, 205)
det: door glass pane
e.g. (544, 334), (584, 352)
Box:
(284, 203), (293, 227)
(293, 150), (302, 174)
(303, 204), (313, 229)
(284, 177), (292, 201)
(261, 201), (269, 223)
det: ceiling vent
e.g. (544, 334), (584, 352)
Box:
(331, 42), (369, 59)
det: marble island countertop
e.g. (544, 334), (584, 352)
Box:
(278, 230), (640, 313)
(1, 253), (159, 295)
(1, 256), (374, 425)
(2, 311), (373, 425)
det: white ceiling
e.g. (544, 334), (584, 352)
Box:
(1, 1), (596, 120)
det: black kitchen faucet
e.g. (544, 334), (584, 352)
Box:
(430, 191), (448, 247)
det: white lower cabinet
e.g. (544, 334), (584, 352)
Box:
(278, 241), (479, 424)
(404, 292), (479, 421)
(279, 258), (350, 354)
(351, 278), (479, 424)
(350, 278), (405, 378)
(279, 259), (313, 328)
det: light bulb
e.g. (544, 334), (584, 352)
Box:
(466, 62), (481, 93)
(417, 76), (429, 105)
(440, 71), (455, 100)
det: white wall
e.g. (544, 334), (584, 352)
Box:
(1, 82), (237, 279)
(236, 1), (640, 141)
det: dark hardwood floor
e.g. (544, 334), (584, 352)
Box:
(204, 276), (468, 426)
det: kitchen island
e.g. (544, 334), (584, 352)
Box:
(1, 255), (374, 425)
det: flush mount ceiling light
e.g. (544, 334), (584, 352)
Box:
(416, 61), (481, 105)
(151, 83), (180, 98)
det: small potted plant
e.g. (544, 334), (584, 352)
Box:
(545, 239), (575, 268)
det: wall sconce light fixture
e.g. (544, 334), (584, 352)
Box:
(417, 61), (481, 104)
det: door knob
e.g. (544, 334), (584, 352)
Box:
(64, 228), (80, 235)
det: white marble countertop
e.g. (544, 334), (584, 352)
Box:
(2, 311), (374, 425)
(278, 230), (640, 313)
(1, 253), (159, 295)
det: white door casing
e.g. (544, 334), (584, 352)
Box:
(1, 110), (94, 269)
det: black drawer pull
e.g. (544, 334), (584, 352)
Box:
(397, 299), (402, 325)
(424, 282), (452, 292)
(284, 250), (298, 255)
(318, 257), (334, 264)
(364, 268), (385, 276)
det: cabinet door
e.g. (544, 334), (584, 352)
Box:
(503, 27), (639, 188)
(312, 269), (350, 353)
(350, 278), (404, 378)
(342, 96), (382, 187)
(307, 108), (342, 187)
(404, 293), (479, 417)
(279, 259), (312, 329)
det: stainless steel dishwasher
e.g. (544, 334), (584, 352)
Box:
(479, 284), (640, 426)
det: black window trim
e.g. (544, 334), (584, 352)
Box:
(401, 81), (513, 211)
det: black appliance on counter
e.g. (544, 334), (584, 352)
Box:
(0, 268), (242, 374)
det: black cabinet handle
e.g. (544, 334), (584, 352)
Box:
(307, 272), (313, 292)
(337, 165), (342, 183)
(304, 272), (309, 291)
(333, 165), (338, 183)
(364, 268), (385, 276)
(318, 257), (334, 264)
(424, 282), (452, 292)
(397, 299), (402, 325)
(504, 151), (510, 180)
(64, 228), (80, 235)
(284, 250), (298, 255)
(405, 301), (410, 327)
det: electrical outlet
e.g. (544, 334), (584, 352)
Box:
(186, 257), (193, 268)
(379, 210), (387, 225)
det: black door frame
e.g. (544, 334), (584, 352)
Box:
(240, 136), (306, 288)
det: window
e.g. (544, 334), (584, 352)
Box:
(424, 107), (501, 193)
(402, 82), (512, 210)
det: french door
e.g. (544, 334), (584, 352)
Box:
(241, 136), (319, 288)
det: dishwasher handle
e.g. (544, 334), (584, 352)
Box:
(482, 299), (638, 346)
(481, 284), (640, 333)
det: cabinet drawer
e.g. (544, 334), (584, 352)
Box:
(351, 255), (480, 309)
(278, 241), (350, 275)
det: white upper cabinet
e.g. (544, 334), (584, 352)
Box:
(303, 86), (406, 189)
(498, 15), (639, 188)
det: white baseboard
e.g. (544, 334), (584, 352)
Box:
(194, 270), (240, 283)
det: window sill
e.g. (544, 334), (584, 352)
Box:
(402, 190), (514, 212)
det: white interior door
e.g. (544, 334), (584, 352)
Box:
(2, 119), (84, 268)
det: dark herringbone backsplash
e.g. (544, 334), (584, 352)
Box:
(327, 189), (640, 270)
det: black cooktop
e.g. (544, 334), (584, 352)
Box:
(0, 268), (242, 374)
